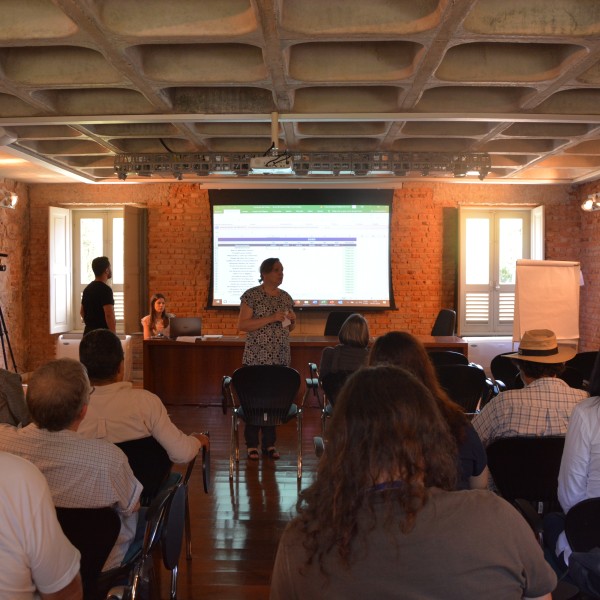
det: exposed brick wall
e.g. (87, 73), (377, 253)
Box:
(18, 180), (589, 372)
(0, 180), (29, 373)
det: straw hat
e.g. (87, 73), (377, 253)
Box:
(505, 329), (576, 363)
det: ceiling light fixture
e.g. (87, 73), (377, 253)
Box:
(0, 188), (17, 209)
(582, 193), (600, 212)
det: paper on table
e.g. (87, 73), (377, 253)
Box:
(176, 336), (202, 343)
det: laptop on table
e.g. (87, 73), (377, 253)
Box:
(169, 317), (202, 339)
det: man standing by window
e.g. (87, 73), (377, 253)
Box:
(80, 256), (116, 334)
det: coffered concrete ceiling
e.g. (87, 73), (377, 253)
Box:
(2, 0), (600, 184)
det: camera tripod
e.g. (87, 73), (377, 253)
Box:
(0, 304), (17, 372)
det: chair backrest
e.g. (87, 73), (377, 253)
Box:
(490, 352), (524, 390)
(56, 506), (120, 596)
(231, 365), (301, 426)
(436, 364), (486, 413)
(431, 308), (456, 336)
(566, 351), (599, 385)
(565, 498), (600, 552)
(320, 370), (354, 408)
(486, 436), (565, 506)
(115, 437), (173, 505)
(428, 350), (469, 368)
(323, 311), (354, 336)
(559, 365), (586, 390)
(161, 482), (186, 571)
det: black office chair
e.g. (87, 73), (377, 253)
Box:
(115, 437), (174, 506)
(566, 351), (599, 387)
(431, 308), (456, 336)
(436, 364), (496, 414)
(222, 365), (306, 479)
(565, 498), (600, 553)
(116, 436), (209, 562)
(487, 436), (565, 521)
(428, 350), (469, 368)
(490, 352), (524, 390)
(55, 506), (121, 600)
(306, 362), (354, 435)
(323, 311), (354, 336)
(563, 498), (600, 599)
(559, 365), (586, 390)
(106, 482), (185, 600)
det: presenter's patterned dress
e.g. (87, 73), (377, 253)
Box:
(240, 286), (294, 366)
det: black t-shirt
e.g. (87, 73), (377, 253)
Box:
(81, 280), (114, 334)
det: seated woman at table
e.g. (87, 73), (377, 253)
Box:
(319, 313), (370, 379)
(141, 293), (175, 339)
(368, 331), (488, 490)
(270, 365), (556, 600)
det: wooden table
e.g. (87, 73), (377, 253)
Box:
(144, 335), (468, 405)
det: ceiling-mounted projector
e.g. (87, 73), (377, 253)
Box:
(249, 155), (294, 175)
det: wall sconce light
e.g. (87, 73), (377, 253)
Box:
(582, 193), (600, 212)
(0, 188), (17, 209)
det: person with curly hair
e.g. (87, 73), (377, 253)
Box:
(368, 331), (488, 490)
(270, 366), (556, 600)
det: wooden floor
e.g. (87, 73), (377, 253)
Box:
(158, 401), (323, 600)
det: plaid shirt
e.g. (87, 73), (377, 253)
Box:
(0, 423), (142, 570)
(472, 377), (588, 447)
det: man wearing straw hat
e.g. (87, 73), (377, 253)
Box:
(473, 329), (588, 447)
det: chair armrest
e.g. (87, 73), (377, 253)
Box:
(494, 379), (507, 392)
(221, 376), (233, 415)
(514, 498), (544, 545)
(314, 436), (325, 458)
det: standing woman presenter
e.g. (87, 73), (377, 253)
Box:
(238, 258), (296, 460)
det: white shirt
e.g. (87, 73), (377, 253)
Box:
(0, 424), (142, 571)
(557, 395), (600, 563)
(77, 381), (200, 463)
(0, 452), (80, 599)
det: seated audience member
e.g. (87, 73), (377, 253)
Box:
(368, 331), (488, 490)
(544, 349), (600, 568)
(0, 367), (30, 426)
(319, 313), (370, 379)
(472, 329), (587, 447)
(78, 329), (208, 463)
(0, 451), (82, 599)
(141, 293), (174, 339)
(0, 358), (142, 571)
(270, 366), (556, 600)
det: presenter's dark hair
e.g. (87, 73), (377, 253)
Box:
(79, 329), (124, 381)
(294, 365), (457, 569)
(258, 257), (280, 283)
(91, 256), (110, 276)
(149, 293), (169, 331)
